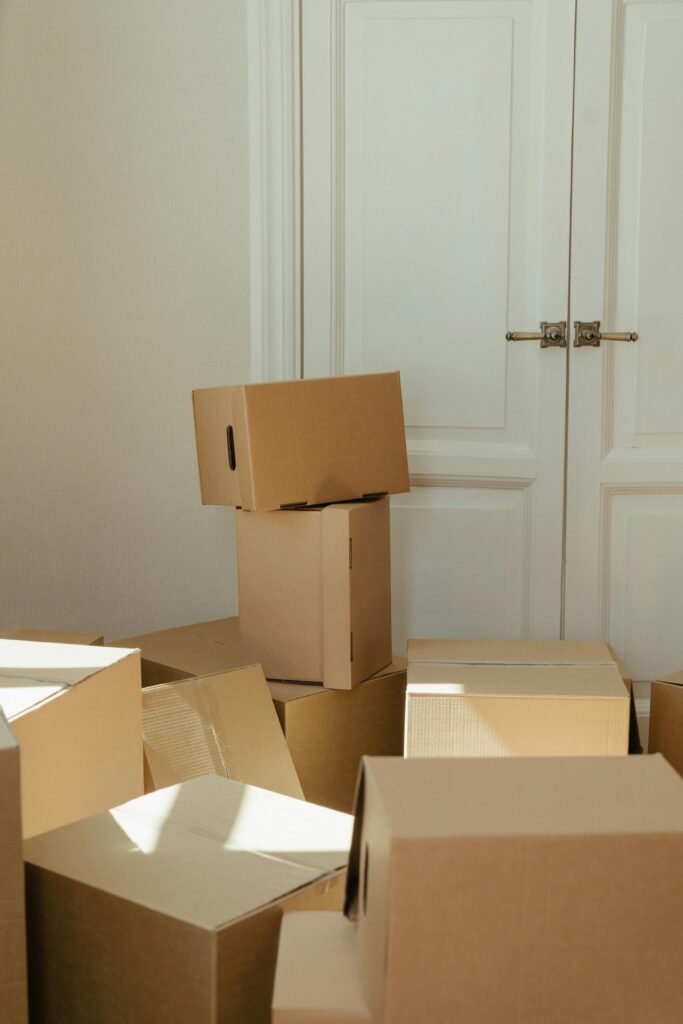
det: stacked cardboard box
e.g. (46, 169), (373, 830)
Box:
(405, 639), (636, 758)
(274, 754), (683, 1022)
(24, 773), (353, 1023)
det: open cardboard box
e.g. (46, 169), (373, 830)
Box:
(142, 665), (304, 800)
(238, 497), (392, 689)
(272, 912), (371, 1024)
(192, 372), (410, 510)
(24, 774), (353, 1024)
(269, 659), (406, 813)
(406, 639), (634, 758)
(0, 639), (143, 838)
(345, 754), (683, 1023)
(0, 712), (28, 1024)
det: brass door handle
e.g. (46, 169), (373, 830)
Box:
(505, 321), (567, 348)
(574, 321), (638, 347)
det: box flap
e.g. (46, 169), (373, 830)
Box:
(24, 774), (353, 931)
(654, 668), (683, 688)
(407, 663), (628, 699)
(0, 640), (139, 719)
(112, 617), (243, 677)
(272, 913), (371, 1023)
(407, 638), (614, 666)
(142, 665), (304, 799)
(354, 755), (683, 840)
(0, 708), (18, 751)
(0, 627), (103, 645)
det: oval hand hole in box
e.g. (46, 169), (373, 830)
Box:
(226, 425), (237, 471)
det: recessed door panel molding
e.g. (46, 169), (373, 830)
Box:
(303, 0), (575, 640)
(565, 0), (683, 676)
(390, 483), (531, 652)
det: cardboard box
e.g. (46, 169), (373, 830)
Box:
(193, 372), (410, 510)
(0, 712), (28, 1024)
(406, 639), (630, 757)
(272, 913), (371, 1024)
(0, 626), (104, 645)
(0, 639), (143, 838)
(346, 755), (683, 1024)
(649, 667), (683, 776)
(24, 774), (353, 1024)
(269, 660), (407, 812)
(238, 497), (391, 688)
(142, 665), (304, 800)
(112, 617), (243, 686)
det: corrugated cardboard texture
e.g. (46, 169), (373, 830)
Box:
(0, 627), (103, 645)
(193, 372), (410, 510)
(142, 666), (304, 799)
(239, 499), (391, 688)
(0, 640), (143, 837)
(272, 913), (371, 1024)
(406, 663), (629, 757)
(649, 668), (683, 776)
(269, 660), (407, 813)
(112, 617), (243, 685)
(0, 714), (28, 1024)
(24, 775), (353, 1024)
(349, 756), (683, 1024)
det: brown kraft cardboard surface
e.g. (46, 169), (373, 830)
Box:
(0, 712), (28, 1024)
(649, 667), (683, 776)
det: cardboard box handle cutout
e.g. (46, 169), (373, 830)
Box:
(226, 425), (237, 471)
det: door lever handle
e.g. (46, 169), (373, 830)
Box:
(574, 321), (638, 347)
(505, 321), (567, 348)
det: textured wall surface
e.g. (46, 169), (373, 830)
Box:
(0, 1), (250, 639)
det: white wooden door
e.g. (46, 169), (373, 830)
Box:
(565, 0), (683, 681)
(302, 0), (575, 652)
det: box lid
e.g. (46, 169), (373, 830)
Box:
(0, 639), (138, 720)
(272, 913), (371, 1023)
(407, 663), (627, 699)
(345, 755), (683, 916)
(0, 627), (103, 645)
(407, 639), (615, 666)
(112, 617), (243, 677)
(654, 668), (683, 688)
(24, 774), (353, 931)
(142, 665), (304, 799)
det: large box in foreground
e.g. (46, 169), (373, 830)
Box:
(142, 665), (304, 799)
(24, 774), (352, 1024)
(0, 640), (143, 838)
(0, 712), (27, 1024)
(406, 639), (630, 757)
(272, 913), (371, 1024)
(269, 660), (406, 812)
(346, 755), (683, 1023)
(649, 667), (683, 776)
(193, 372), (409, 510)
(238, 497), (391, 688)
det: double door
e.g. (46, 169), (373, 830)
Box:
(301, 0), (683, 681)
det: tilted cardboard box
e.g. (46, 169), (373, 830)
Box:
(24, 774), (353, 1024)
(272, 913), (371, 1024)
(0, 639), (143, 838)
(239, 497), (392, 688)
(0, 712), (28, 1024)
(112, 617), (243, 686)
(649, 667), (683, 776)
(406, 639), (630, 757)
(192, 372), (410, 510)
(142, 665), (304, 799)
(345, 755), (683, 1024)
(269, 660), (407, 813)
(0, 627), (104, 645)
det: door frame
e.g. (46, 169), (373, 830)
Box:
(247, 0), (302, 383)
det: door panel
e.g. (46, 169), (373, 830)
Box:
(566, 0), (683, 679)
(302, 0), (575, 649)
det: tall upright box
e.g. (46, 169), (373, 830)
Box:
(238, 498), (392, 688)
(649, 667), (683, 775)
(0, 712), (28, 1024)
(346, 755), (683, 1024)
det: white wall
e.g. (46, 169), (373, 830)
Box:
(0, 1), (250, 640)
